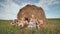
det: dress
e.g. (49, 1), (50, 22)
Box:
(27, 18), (37, 29)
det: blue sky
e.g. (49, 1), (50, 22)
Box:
(0, 0), (60, 20)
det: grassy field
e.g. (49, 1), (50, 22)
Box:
(0, 19), (60, 34)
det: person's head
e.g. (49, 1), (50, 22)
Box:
(21, 17), (25, 21)
(11, 19), (18, 25)
(13, 19), (18, 23)
(31, 14), (35, 19)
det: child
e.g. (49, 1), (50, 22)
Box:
(27, 15), (37, 29)
(18, 17), (28, 28)
(37, 19), (43, 29)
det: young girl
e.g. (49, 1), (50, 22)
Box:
(27, 15), (37, 29)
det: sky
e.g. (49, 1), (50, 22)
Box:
(0, 0), (60, 20)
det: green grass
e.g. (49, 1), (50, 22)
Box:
(0, 19), (60, 34)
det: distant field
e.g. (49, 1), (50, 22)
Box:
(0, 19), (60, 34)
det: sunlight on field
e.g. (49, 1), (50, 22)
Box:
(0, 19), (60, 34)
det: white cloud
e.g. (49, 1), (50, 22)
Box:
(0, 0), (60, 19)
(0, 0), (20, 20)
(33, 0), (60, 12)
(39, 0), (60, 5)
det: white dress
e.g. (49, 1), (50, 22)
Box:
(27, 19), (37, 29)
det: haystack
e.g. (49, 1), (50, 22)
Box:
(17, 4), (47, 23)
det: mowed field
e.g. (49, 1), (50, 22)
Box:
(0, 19), (60, 34)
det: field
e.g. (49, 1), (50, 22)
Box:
(0, 19), (60, 34)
